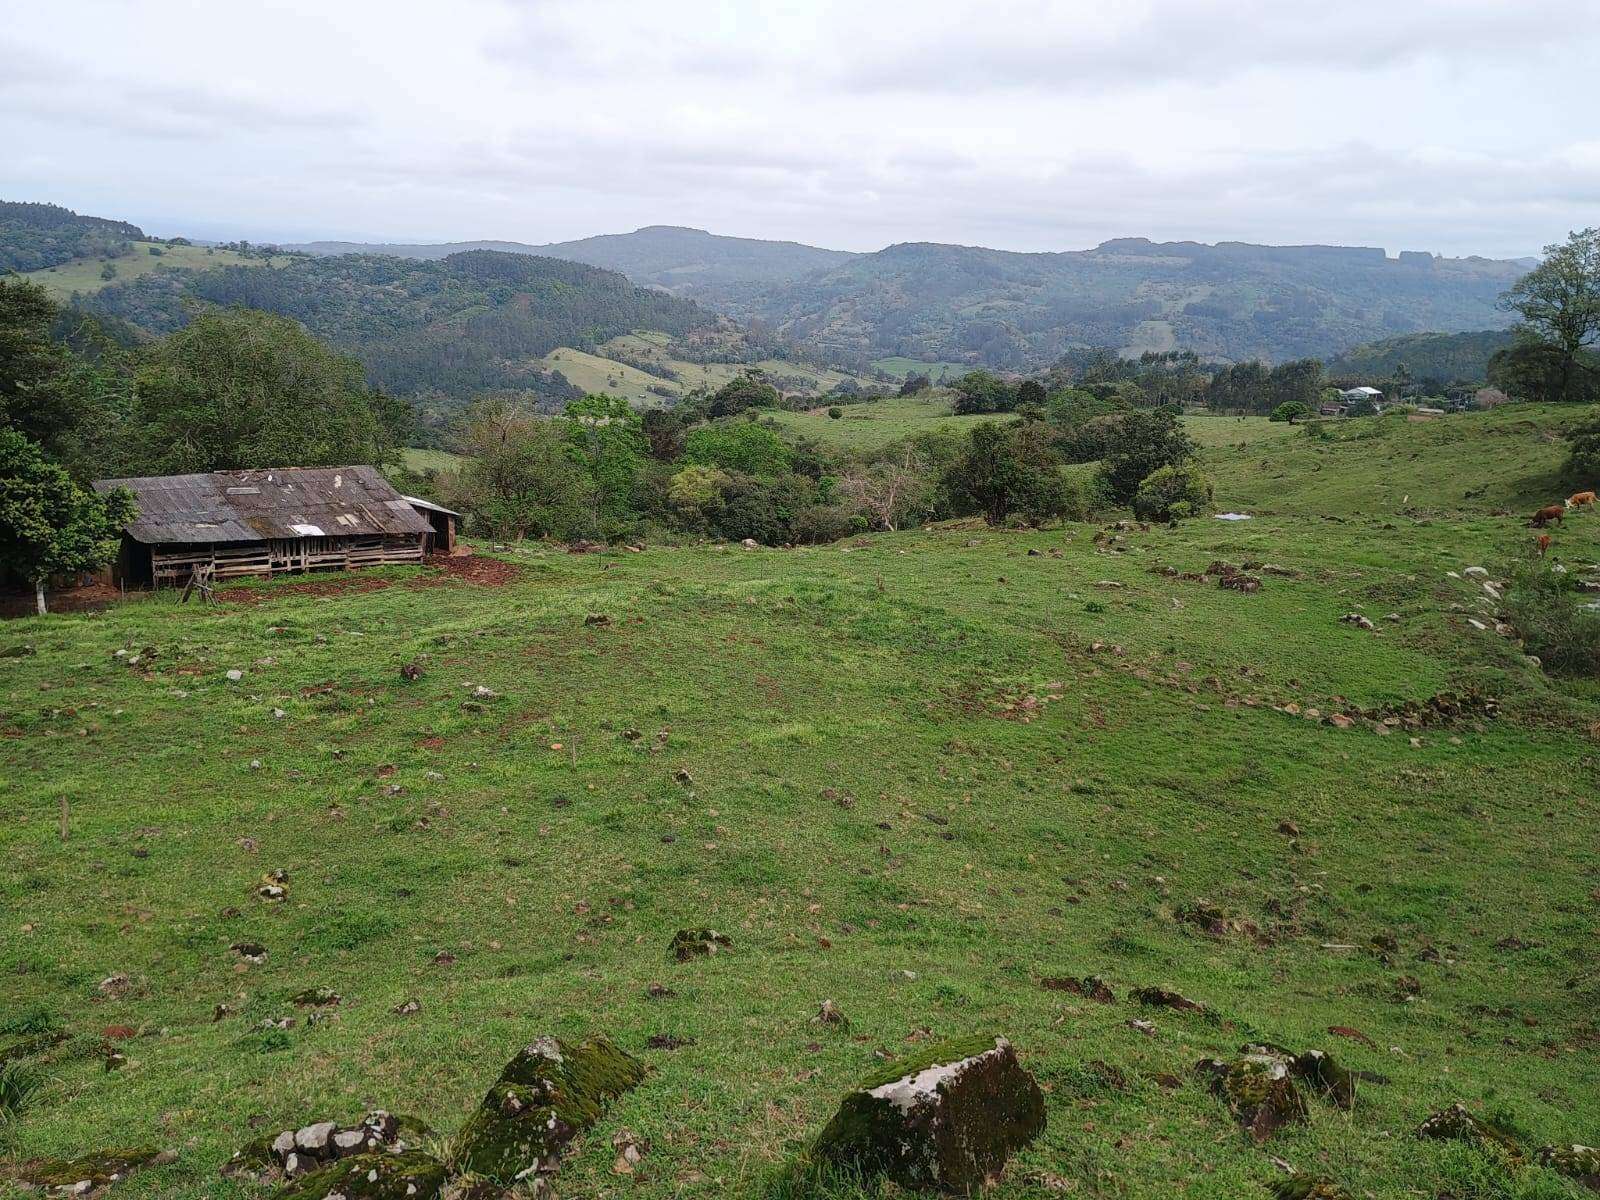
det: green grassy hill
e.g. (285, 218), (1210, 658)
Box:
(23, 241), (289, 301)
(2, 404), (1598, 1200)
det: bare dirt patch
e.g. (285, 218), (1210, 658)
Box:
(410, 554), (521, 588)
(1, 580), (124, 618)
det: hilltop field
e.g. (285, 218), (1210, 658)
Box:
(22, 242), (292, 301)
(3, 405), (1599, 1200)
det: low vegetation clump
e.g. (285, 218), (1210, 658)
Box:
(1504, 556), (1600, 675)
(1131, 462), (1213, 521)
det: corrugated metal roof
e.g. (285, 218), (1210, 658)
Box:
(399, 494), (461, 517)
(94, 466), (434, 545)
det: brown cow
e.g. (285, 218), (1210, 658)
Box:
(1532, 505), (1566, 527)
(1537, 534), (1552, 556)
(1570, 490), (1597, 508)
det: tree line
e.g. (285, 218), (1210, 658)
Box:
(433, 369), (1209, 547)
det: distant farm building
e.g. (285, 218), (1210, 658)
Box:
(1339, 386), (1385, 405)
(92, 467), (459, 588)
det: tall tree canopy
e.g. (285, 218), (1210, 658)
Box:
(0, 428), (135, 614)
(133, 308), (406, 472)
(1499, 228), (1600, 402)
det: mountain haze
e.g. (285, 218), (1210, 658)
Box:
(728, 237), (1528, 368)
(288, 225), (1530, 367)
(288, 225), (856, 294)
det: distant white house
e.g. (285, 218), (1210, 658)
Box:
(1339, 386), (1385, 406)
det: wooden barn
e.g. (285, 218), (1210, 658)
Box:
(92, 466), (459, 589)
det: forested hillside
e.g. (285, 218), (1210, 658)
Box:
(288, 229), (1530, 370)
(289, 225), (855, 294)
(0, 201), (145, 272)
(84, 249), (738, 401)
(1326, 329), (1518, 383)
(733, 238), (1528, 368)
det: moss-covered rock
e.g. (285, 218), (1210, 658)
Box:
(226, 1110), (434, 1184)
(1268, 1176), (1355, 1200)
(1290, 1050), (1356, 1110)
(668, 928), (732, 961)
(449, 1034), (648, 1187)
(1416, 1102), (1523, 1159)
(272, 1151), (446, 1200)
(809, 1034), (1046, 1193)
(19, 1149), (172, 1193)
(1536, 1144), (1600, 1189)
(1195, 1049), (1308, 1143)
(290, 987), (342, 1008)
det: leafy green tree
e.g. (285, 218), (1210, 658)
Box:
(1499, 228), (1600, 402)
(1565, 414), (1600, 483)
(0, 429), (135, 614)
(641, 408), (686, 461)
(951, 370), (1016, 415)
(1095, 406), (1195, 505)
(683, 422), (793, 478)
(1132, 463), (1213, 521)
(1270, 400), (1311, 423)
(563, 395), (646, 532)
(898, 373), (932, 397)
(707, 370), (779, 418)
(1, 280), (139, 480)
(943, 421), (1071, 526)
(134, 308), (400, 472)
(447, 402), (596, 541)
(0, 279), (70, 447)
(1487, 341), (1600, 404)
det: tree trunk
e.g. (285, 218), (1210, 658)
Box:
(35, 580), (48, 616)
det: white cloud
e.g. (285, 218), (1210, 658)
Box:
(0, 0), (1594, 258)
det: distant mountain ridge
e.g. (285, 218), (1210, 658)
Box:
(4, 199), (1535, 372)
(728, 236), (1528, 368)
(287, 225), (856, 293)
(287, 225), (1531, 368)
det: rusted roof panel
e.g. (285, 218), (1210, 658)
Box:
(94, 466), (433, 545)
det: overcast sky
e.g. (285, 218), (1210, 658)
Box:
(3, 0), (1596, 258)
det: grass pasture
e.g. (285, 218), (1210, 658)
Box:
(398, 448), (467, 475)
(2, 405), (1599, 1200)
(23, 242), (290, 301)
(758, 392), (996, 450)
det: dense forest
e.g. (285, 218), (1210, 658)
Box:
(0, 201), (145, 273)
(1326, 329), (1518, 385)
(83, 250), (739, 401)
(732, 239), (1528, 369)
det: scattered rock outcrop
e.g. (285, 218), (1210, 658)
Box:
(17, 1149), (174, 1196)
(1195, 1048), (1308, 1143)
(223, 1111), (429, 1186)
(1417, 1102), (1524, 1159)
(1537, 1144), (1600, 1190)
(1268, 1177), (1355, 1200)
(273, 1151), (447, 1200)
(809, 1035), (1045, 1192)
(1040, 975), (1114, 1003)
(669, 928), (732, 961)
(450, 1035), (649, 1188)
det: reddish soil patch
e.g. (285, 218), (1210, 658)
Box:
(1, 581), (123, 618)
(417, 736), (446, 751)
(410, 553), (520, 587)
(218, 576), (394, 606)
